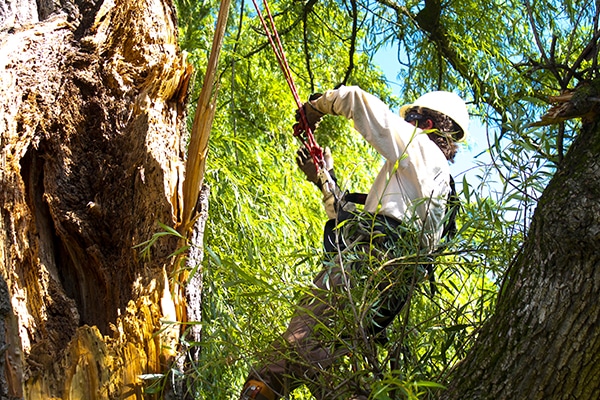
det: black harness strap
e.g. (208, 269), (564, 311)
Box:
(343, 192), (368, 205)
(342, 175), (459, 242)
(441, 176), (459, 241)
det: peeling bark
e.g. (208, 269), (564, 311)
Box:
(168, 184), (209, 399)
(184, 185), (209, 363)
(0, 0), (191, 397)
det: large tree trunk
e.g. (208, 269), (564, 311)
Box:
(0, 0), (191, 397)
(441, 110), (600, 398)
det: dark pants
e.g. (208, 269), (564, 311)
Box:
(245, 213), (425, 399)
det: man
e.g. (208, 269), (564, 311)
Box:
(240, 85), (469, 400)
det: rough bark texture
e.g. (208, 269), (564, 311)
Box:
(169, 184), (209, 399)
(441, 115), (600, 398)
(0, 0), (191, 397)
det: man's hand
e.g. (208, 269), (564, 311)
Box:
(296, 146), (319, 186)
(296, 146), (335, 189)
(295, 93), (324, 132)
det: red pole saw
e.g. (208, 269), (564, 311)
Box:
(250, 0), (325, 171)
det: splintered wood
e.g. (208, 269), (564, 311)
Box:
(0, 0), (193, 397)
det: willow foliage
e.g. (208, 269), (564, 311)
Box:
(167, 0), (595, 398)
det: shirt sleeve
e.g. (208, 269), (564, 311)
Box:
(311, 85), (418, 162)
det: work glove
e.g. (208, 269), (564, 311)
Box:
(296, 146), (335, 189)
(295, 93), (324, 132)
(297, 146), (347, 220)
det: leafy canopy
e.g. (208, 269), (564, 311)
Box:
(164, 0), (598, 398)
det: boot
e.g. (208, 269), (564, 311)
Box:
(240, 379), (276, 400)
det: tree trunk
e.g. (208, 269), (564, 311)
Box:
(441, 114), (600, 399)
(0, 0), (191, 397)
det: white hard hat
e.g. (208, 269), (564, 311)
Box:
(400, 91), (470, 141)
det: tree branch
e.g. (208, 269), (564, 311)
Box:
(374, 0), (504, 116)
(340, 0), (358, 86)
(565, 30), (600, 85)
(242, 0), (319, 62)
(302, 1), (315, 92)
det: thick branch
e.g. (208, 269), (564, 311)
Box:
(302, 5), (315, 92)
(375, 0), (504, 116)
(440, 109), (600, 400)
(340, 0), (358, 86)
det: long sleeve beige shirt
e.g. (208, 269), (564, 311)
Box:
(311, 85), (451, 251)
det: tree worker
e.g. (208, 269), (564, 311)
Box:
(240, 85), (469, 400)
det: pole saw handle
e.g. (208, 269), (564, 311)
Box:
(293, 114), (324, 172)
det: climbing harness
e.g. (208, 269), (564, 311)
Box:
(250, 0), (325, 171)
